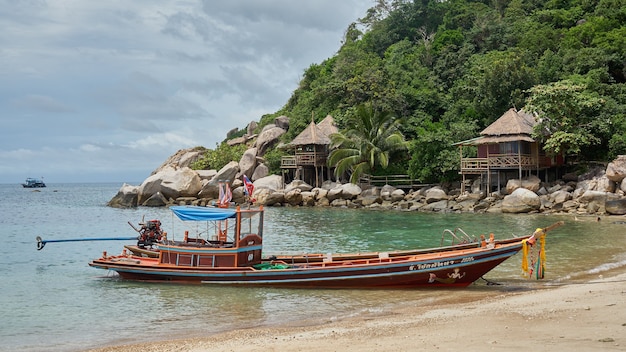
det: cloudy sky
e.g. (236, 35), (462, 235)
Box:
(0, 1), (373, 184)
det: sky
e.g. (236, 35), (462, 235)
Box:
(0, 0), (373, 184)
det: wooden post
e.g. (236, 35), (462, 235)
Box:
(486, 145), (491, 194)
(518, 141), (522, 180)
(459, 145), (465, 193)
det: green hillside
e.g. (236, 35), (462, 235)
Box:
(248, 0), (626, 183)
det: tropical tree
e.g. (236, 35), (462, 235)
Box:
(328, 104), (407, 183)
(525, 79), (607, 158)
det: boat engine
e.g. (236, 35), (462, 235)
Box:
(137, 220), (163, 248)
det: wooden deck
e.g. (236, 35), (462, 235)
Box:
(460, 154), (543, 174)
(281, 153), (328, 168)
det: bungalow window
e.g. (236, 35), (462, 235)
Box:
(499, 142), (530, 155)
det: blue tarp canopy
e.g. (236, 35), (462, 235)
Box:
(170, 206), (237, 221)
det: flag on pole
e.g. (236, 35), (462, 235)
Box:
(243, 175), (254, 197)
(225, 182), (232, 203)
(218, 181), (232, 208)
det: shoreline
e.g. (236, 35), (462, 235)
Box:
(86, 267), (626, 352)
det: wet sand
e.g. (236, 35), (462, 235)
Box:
(87, 268), (626, 352)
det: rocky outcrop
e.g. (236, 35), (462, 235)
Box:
(238, 147), (258, 178)
(107, 183), (139, 208)
(505, 175), (541, 193)
(151, 147), (207, 175)
(198, 161), (240, 200)
(255, 125), (286, 156)
(109, 151), (626, 218)
(502, 188), (540, 213)
(606, 155), (626, 182)
(606, 198), (626, 215)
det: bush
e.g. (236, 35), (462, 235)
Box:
(191, 143), (247, 170)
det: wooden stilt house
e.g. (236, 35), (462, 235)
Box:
(280, 115), (338, 187)
(454, 108), (564, 194)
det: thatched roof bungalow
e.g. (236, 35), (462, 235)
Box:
(281, 115), (338, 186)
(454, 108), (564, 193)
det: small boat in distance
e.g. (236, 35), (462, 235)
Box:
(89, 205), (564, 288)
(22, 177), (46, 188)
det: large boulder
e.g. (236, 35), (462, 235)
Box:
(301, 191), (316, 206)
(550, 190), (572, 204)
(605, 155), (626, 182)
(151, 147), (207, 174)
(159, 167), (203, 200)
(238, 148), (257, 178)
(390, 189), (406, 202)
(314, 188), (328, 200)
(425, 187), (447, 204)
(274, 115), (290, 130)
(255, 126), (286, 156)
(253, 175), (284, 192)
(326, 188), (343, 202)
(251, 163), (269, 181)
(360, 187), (380, 198)
(358, 195), (382, 206)
(198, 161), (240, 199)
(264, 191), (285, 206)
(505, 175), (541, 194)
(196, 169), (217, 182)
(340, 183), (362, 200)
(136, 166), (201, 204)
(605, 198), (626, 215)
(321, 180), (341, 190)
(501, 188), (540, 213)
(285, 188), (303, 206)
(380, 185), (397, 201)
(138, 169), (169, 204)
(107, 183), (139, 208)
(579, 190), (607, 203)
(247, 120), (258, 135)
(286, 180), (313, 192)
(142, 192), (168, 207)
(422, 200), (449, 212)
(596, 175), (615, 193)
(253, 188), (271, 205)
(231, 187), (245, 204)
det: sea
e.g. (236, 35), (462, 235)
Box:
(2, 183), (626, 352)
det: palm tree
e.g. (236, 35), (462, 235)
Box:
(328, 104), (407, 183)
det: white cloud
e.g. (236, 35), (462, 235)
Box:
(0, 0), (373, 183)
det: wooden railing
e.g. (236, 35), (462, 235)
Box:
(281, 156), (297, 168)
(461, 154), (541, 172)
(281, 153), (329, 168)
(360, 174), (429, 190)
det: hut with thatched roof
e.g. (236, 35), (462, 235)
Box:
(280, 115), (338, 187)
(454, 108), (564, 193)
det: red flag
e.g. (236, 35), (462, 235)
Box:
(243, 175), (254, 197)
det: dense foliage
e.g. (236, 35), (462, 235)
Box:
(191, 143), (247, 171)
(257, 0), (626, 183)
(328, 103), (407, 183)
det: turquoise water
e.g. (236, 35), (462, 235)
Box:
(1, 183), (625, 351)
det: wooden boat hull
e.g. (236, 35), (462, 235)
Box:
(90, 240), (524, 288)
(123, 237), (524, 262)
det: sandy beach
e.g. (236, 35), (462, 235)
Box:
(87, 267), (626, 352)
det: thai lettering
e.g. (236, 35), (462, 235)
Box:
(409, 260), (457, 271)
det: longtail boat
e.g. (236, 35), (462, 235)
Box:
(88, 206), (563, 288)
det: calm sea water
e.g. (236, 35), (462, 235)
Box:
(1, 183), (625, 351)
